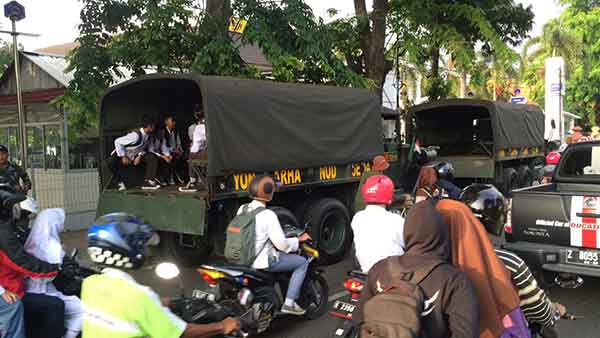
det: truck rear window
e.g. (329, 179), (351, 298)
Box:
(559, 146), (600, 177)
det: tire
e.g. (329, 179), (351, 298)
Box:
(503, 168), (519, 196)
(161, 231), (212, 267)
(305, 198), (352, 265)
(301, 273), (329, 320)
(270, 206), (299, 227)
(517, 165), (534, 188)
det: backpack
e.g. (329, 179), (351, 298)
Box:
(360, 260), (445, 338)
(224, 204), (266, 265)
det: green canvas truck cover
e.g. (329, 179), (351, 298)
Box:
(100, 74), (383, 178)
(411, 99), (545, 150)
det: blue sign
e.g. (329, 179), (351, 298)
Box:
(510, 96), (527, 104)
(551, 83), (565, 93)
(4, 1), (25, 21)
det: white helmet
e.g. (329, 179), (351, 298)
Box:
(20, 197), (38, 216)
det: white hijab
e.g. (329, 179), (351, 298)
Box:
(24, 208), (66, 264)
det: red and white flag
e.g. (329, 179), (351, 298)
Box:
(570, 196), (600, 249)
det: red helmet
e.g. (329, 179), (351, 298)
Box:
(546, 151), (561, 165)
(362, 175), (394, 205)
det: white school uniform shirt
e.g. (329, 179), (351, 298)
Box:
(237, 200), (299, 269)
(190, 123), (207, 153)
(112, 128), (149, 160)
(351, 205), (406, 273)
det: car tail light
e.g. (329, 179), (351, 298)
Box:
(198, 269), (225, 285)
(344, 279), (364, 293)
(504, 198), (513, 234)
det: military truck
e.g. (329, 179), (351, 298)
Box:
(411, 99), (545, 194)
(96, 74), (417, 265)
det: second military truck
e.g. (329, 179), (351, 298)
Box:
(97, 74), (417, 264)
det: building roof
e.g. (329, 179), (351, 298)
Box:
(22, 51), (74, 87)
(34, 42), (79, 57)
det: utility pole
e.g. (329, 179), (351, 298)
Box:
(1, 1), (38, 170)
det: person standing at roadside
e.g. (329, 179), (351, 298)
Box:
(0, 145), (31, 193)
(353, 155), (389, 212)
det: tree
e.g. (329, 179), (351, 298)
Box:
(0, 41), (12, 76)
(63, 0), (367, 138)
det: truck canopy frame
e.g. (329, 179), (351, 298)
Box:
(100, 74), (384, 179)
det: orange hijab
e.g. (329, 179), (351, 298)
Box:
(436, 199), (521, 338)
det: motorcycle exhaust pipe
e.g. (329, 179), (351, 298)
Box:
(554, 273), (584, 289)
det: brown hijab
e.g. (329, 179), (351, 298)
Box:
(416, 166), (439, 200)
(436, 199), (521, 338)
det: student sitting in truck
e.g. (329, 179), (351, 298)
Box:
(179, 110), (207, 193)
(160, 115), (185, 185)
(148, 131), (172, 187)
(109, 116), (161, 191)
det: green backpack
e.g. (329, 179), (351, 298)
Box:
(224, 204), (266, 265)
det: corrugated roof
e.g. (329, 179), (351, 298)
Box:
(22, 51), (74, 87)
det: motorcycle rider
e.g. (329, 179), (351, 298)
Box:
(351, 175), (405, 273)
(83, 214), (240, 338)
(0, 145), (31, 193)
(24, 208), (83, 338)
(355, 201), (480, 338)
(0, 180), (65, 338)
(460, 184), (567, 335)
(243, 175), (312, 315)
(435, 162), (461, 199)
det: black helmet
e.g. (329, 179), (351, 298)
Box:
(435, 162), (455, 181)
(459, 184), (507, 236)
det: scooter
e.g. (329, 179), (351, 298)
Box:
(53, 248), (100, 296)
(329, 270), (365, 338)
(188, 224), (328, 336)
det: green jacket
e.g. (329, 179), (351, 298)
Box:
(353, 171), (378, 213)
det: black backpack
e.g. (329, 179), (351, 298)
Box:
(360, 260), (444, 338)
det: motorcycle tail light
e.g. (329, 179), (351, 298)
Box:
(198, 269), (225, 285)
(504, 198), (513, 234)
(344, 279), (364, 293)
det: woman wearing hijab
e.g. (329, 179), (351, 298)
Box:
(415, 166), (440, 203)
(436, 199), (530, 338)
(355, 201), (479, 338)
(24, 209), (82, 338)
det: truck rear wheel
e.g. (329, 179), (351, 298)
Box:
(305, 198), (352, 265)
(161, 232), (212, 267)
(517, 165), (534, 188)
(503, 168), (520, 195)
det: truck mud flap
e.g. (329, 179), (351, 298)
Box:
(97, 192), (206, 235)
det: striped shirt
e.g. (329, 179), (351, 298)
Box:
(495, 249), (556, 328)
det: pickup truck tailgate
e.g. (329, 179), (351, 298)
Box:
(512, 190), (600, 249)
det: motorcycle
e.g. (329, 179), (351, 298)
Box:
(328, 270), (365, 338)
(53, 248), (100, 296)
(158, 224), (329, 336)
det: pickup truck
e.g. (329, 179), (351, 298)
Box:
(505, 141), (600, 281)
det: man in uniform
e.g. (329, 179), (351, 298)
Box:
(0, 146), (31, 193)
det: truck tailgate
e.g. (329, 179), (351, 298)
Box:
(512, 189), (600, 249)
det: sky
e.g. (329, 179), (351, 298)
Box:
(0, 0), (564, 51)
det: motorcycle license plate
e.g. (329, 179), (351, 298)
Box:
(192, 289), (216, 302)
(333, 300), (356, 316)
(566, 249), (600, 267)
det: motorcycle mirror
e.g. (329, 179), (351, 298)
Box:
(155, 262), (180, 280)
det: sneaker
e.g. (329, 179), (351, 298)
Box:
(178, 181), (198, 193)
(142, 179), (161, 190)
(281, 302), (306, 316)
(117, 182), (126, 191)
(155, 178), (168, 187)
(175, 174), (185, 184)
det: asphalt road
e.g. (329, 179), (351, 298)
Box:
(64, 230), (600, 338)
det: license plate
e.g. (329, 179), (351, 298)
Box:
(566, 249), (600, 266)
(192, 289), (216, 302)
(333, 300), (356, 314)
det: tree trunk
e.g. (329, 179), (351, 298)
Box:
(354, 0), (371, 74)
(368, 0), (389, 103)
(206, 0), (231, 36)
(431, 47), (440, 80)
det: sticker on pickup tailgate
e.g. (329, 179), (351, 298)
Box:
(569, 196), (600, 249)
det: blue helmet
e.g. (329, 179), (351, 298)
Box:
(87, 213), (158, 269)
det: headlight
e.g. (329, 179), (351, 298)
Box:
(12, 203), (21, 221)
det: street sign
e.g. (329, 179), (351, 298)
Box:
(4, 1), (24, 21)
(510, 96), (527, 104)
(229, 17), (248, 34)
(551, 83), (565, 93)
